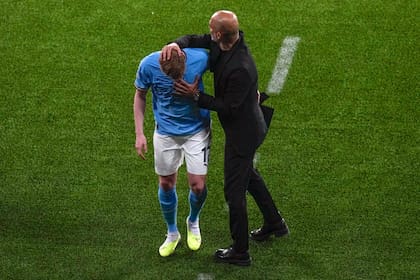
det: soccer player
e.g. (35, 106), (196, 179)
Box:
(133, 48), (211, 257)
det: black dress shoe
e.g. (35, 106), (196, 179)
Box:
(214, 247), (251, 266)
(250, 218), (289, 241)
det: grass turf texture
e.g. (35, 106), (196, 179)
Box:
(1, 0), (418, 279)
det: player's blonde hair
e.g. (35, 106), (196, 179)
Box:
(159, 49), (185, 80)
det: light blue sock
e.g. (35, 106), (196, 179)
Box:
(158, 186), (178, 233)
(188, 187), (207, 223)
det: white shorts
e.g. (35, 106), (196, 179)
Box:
(153, 128), (211, 176)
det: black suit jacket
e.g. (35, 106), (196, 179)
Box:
(175, 32), (267, 156)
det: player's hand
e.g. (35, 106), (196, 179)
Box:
(160, 43), (182, 61)
(174, 76), (200, 97)
(135, 135), (147, 160)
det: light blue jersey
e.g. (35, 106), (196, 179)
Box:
(135, 48), (210, 136)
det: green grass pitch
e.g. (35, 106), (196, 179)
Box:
(0, 0), (418, 279)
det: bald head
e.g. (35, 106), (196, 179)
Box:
(209, 10), (240, 48)
(210, 10), (239, 34)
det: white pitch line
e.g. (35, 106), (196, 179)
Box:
(267, 36), (301, 94)
(197, 273), (214, 280)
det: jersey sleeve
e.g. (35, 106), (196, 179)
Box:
(134, 57), (152, 90)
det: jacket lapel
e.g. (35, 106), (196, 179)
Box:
(214, 50), (235, 87)
(213, 31), (246, 95)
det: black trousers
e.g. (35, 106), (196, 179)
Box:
(224, 143), (282, 253)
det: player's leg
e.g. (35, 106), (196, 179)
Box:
(184, 128), (211, 250)
(154, 132), (183, 256)
(158, 174), (178, 234)
(187, 174), (207, 223)
(185, 173), (207, 251)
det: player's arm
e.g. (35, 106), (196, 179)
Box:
(133, 88), (148, 159)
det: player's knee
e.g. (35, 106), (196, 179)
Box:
(159, 174), (177, 190)
(190, 181), (206, 195)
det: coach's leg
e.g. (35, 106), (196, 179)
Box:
(247, 168), (283, 224)
(223, 145), (252, 254)
(247, 168), (289, 241)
